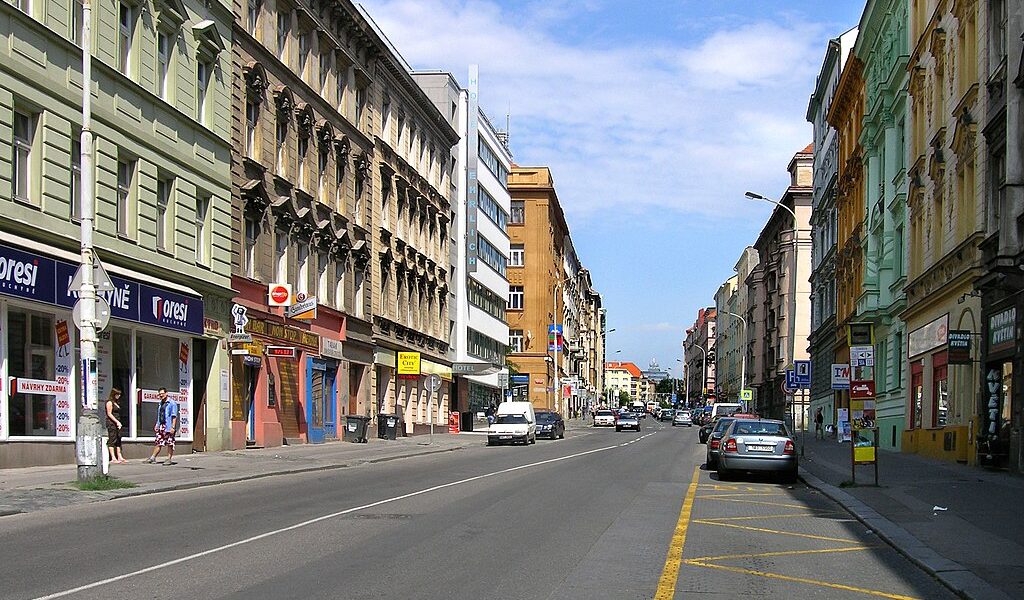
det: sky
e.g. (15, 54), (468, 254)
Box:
(359, 0), (866, 374)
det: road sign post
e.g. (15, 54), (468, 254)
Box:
(427, 373), (442, 444)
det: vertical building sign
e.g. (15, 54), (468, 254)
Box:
(466, 64), (480, 273)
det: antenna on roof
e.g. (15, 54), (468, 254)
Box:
(496, 103), (511, 150)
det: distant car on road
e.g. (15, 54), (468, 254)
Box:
(717, 418), (798, 483)
(659, 409), (675, 422)
(673, 410), (692, 427)
(535, 410), (565, 439)
(594, 410), (616, 427)
(616, 412), (641, 432)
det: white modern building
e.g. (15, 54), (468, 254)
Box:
(413, 68), (512, 428)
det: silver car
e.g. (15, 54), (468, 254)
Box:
(672, 410), (692, 427)
(716, 419), (798, 483)
(615, 412), (641, 432)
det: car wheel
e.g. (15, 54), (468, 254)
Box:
(559, 429), (565, 439)
(707, 456), (716, 470)
(530, 434), (536, 445)
(615, 426), (621, 432)
(486, 439), (493, 446)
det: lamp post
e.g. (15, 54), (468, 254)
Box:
(746, 191), (803, 419)
(720, 311), (748, 408)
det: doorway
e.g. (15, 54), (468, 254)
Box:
(191, 338), (208, 451)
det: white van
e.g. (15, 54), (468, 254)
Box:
(488, 401), (537, 446)
(710, 403), (743, 419)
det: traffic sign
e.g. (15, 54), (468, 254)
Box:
(783, 369), (798, 393)
(72, 298), (111, 331)
(67, 257), (114, 294)
(427, 373), (442, 393)
(794, 360), (811, 387)
(740, 389), (753, 402)
(497, 373), (509, 388)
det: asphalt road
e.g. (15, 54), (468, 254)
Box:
(0, 420), (955, 600)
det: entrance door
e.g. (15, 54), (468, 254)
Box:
(246, 365), (258, 444)
(324, 368), (337, 439)
(191, 338), (208, 451)
(306, 358), (326, 444)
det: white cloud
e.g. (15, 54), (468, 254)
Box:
(359, 0), (824, 219)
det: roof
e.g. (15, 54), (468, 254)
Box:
(800, 143), (814, 154)
(604, 361), (643, 378)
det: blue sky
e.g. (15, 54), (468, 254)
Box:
(360, 0), (865, 373)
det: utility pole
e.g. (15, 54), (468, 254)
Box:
(75, 0), (104, 481)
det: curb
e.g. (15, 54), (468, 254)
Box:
(799, 468), (1012, 600)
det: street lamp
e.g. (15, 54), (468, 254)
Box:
(719, 310), (747, 408)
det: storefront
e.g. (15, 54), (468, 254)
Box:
(978, 304), (1020, 471)
(373, 347), (451, 436)
(0, 242), (205, 467)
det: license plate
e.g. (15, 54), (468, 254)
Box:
(499, 435), (512, 440)
(748, 445), (774, 452)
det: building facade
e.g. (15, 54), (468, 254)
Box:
(604, 361), (642, 405)
(975, 0), (1024, 473)
(807, 28), (857, 431)
(902, 0), (988, 461)
(683, 307), (716, 406)
(748, 147), (814, 423)
(412, 69), (512, 428)
(1, 0), (235, 466)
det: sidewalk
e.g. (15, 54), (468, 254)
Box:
(798, 434), (1024, 600)
(0, 418), (598, 518)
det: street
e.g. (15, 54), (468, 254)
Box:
(1, 421), (954, 600)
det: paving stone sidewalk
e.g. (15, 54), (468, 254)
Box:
(797, 434), (1024, 600)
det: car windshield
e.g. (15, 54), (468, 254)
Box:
(712, 418), (735, 434)
(536, 413), (558, 423)
(597, 410), (614, 417)
(495, 415), (528, 425)
(675, 413), (688, 418)
(619, 414), (636, 420)
(732, 421), (789, 436)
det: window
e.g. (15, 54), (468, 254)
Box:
(298, 31), (310, 80)
(355, 86), (366, 129)
(510, 200), (524, 224)
(478, 236), (507, 276)
(354, 270), (364, 318)
(195, 193), (211, 265)
(13, 109), (37, 204)
(118, 2), (135, 78)
(911, 362), (923, 429)
(275, 228), (289, 282)
(509, 329), (524, 353)
(478, 139), (509, 186)
(244, 217), (258, 278)
(335, 152), (346, 210)
(468, 279), (506, 321)
(70, 136), (81, 220)
(71, 0), (83, 45)
(298, 133), (309, 189)
(319, 53), (330, 98)
(116, 157), (135, 237)
(380, 179), (391, 228)
(468, 328), (505, 365)
(318, 145), (329, 201)
(334, 261), (346, 309)
(478, 186), (508, 231)
(245, 96), (259, 157)
(317, 251), (328, 299)
(276, 11), (288, 61)
(337, 67), (347, 114)
(296, 241), (310, 295)
(276, 112), (288, 176)
(6, 310), (56, 436)
(991, 0), (1007, 73)
(509, 244), (524, 267)
(354, 175), (363, 224)
(16, 0), (30, 15)
(247, 0), (261, 37)
(156, 177), (173, 252)
(135, 332), (184, 438)
(157, 30), (172, 100)
(508, 285), (523, 310)
(197, 59), (212, 125)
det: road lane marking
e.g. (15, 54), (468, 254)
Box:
(682, 560), (922, 600)
(654, 465), (701, 600)
(31, 443), (623, 600)
(700, 511), (844, 522)
(693, 519), (857, 543)
(697, 492), (790, 499)
(688, 544), (877, 563)
(697, 497), (811, 509)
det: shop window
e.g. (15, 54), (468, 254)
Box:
(6, 310), (55, 436)
(108, 328), (133, 435)
(911, 361), (923, 429)
(932, 352), (948, 428)
(135, 331), (183, 437)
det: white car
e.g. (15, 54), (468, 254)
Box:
(487, 413), (536, 445)
(594, 409), (616, 427)
(673, 411), (693, 427)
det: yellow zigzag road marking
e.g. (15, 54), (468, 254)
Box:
(697, 497), (814, 509)
(654, 465), (701, 600)
(689, 544), (877, 563)
(693, 519), (857, 543)
(700, 511), (844, 522)
(697, 492), (791, 499)
(683, 560), (922, 600)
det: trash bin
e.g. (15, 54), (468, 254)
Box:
(377, 414), (399, 440)
(343, 415), (370, 443)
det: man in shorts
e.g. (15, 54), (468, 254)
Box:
(146, 388), (179, 465)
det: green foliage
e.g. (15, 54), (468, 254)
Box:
(71, 476), (137, 491)
(617, 391), (630, 406)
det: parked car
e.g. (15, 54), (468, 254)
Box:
(487, 401), (537, 446)
(672, 410), (692, 427)
(594, 409), (617, 427)
(717, 419), (798, 483)
(615, 412), (641, 432)
(705, 417), (740, 469)
(535, 410), (565, 439)
(659, 409), (675, 422)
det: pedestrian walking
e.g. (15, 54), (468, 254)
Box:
(105, 388), (127, 464)
(145, 388), (178, 465)
(814, 407), (824, 440)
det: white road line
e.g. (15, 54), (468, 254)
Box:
(33, 443), (627, 600)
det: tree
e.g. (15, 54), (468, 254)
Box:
(617, 391), (630, 406)
(656, 378), (681, 395)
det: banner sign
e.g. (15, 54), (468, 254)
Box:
(947, 330), (972, 364)
(989, 308), (1016, 354)
(0, 243), (203, 334)
(548, 324), (563, 352)
(850, 380), (875, 399)
(398, 352), (421, 378)
(465, 64), (480, 273)
(831, 363), (851, 390)
(286, 295), (317, 320)
(909, 313), (948, 358)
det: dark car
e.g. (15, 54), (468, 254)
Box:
(535, 410), (565, 439)
(659, 409), (675, 422)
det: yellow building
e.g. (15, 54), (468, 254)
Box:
(827, 54), (865, 420)
(902, 0), (987, 462)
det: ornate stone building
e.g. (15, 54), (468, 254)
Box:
(903, 0), (987, 462)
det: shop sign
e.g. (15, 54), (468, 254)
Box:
(831, 364), (851, 390)
(0, 243), (204, 335)
(12, 377), (69, 396)
(268, 283), (292, 307)
(203, 318), (222, 335)
(286, 295), (317, 320)
(909, 313), (948, 357)
(850, 346), (874, 367)
(947, 330), (972, 364)
(398, 351), (421, 379)
(321, 338), (344, 360)
(850, 380), (875, 399)
(989, 308), (1016, 354)
(266, 346), (296, 358)
(244, 319), (319, 349)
